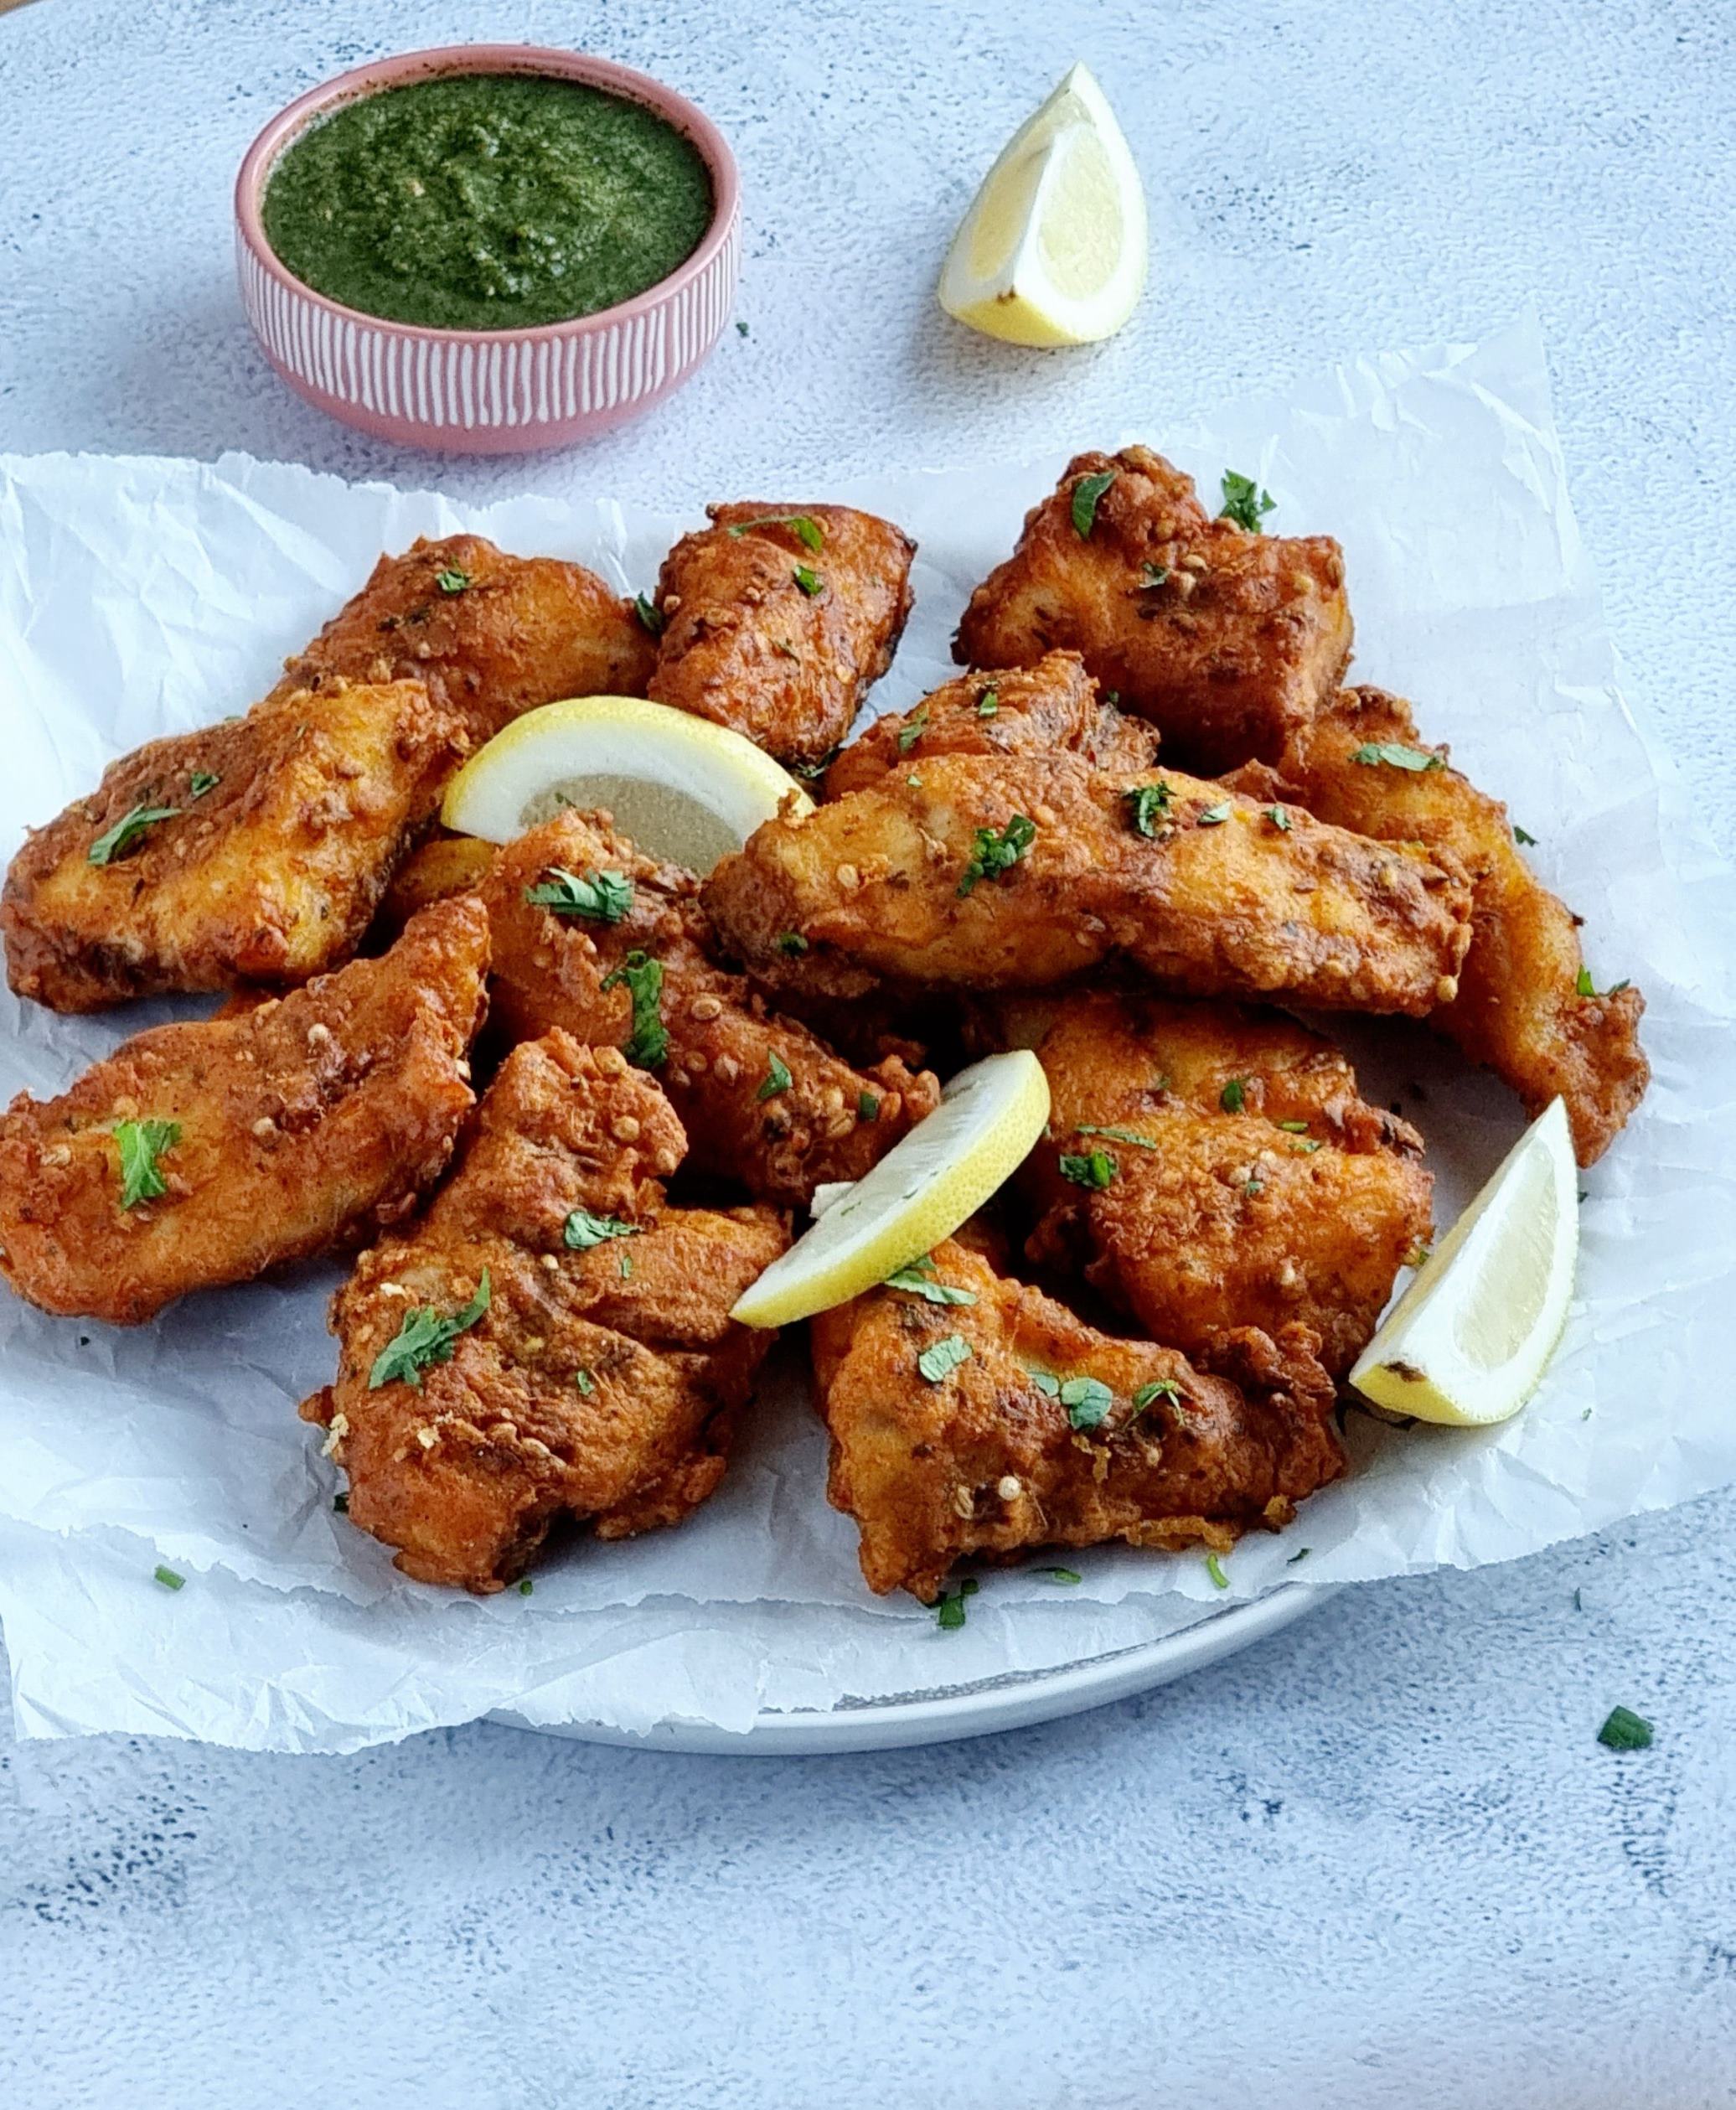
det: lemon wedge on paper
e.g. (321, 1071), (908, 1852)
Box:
(938, 62), (1148, 347)
(441, 695), (811, 874)
(1349, 1099), (1578, 1427)
(731, 1052), (1051, 1328)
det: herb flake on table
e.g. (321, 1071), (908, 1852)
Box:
(89, 800), (179, 866)
(524, 867), (633, 923)
(917, 1333), (973, 1383)
(153, 1564), (185, 1591)
(935, 1576), (978, 1629)
(1218, 470), (1274, 532)
(1597, 1704), (1653, 1751)
(1351, 741), (1444, 773)
(727, 513), (824, 553)
(958, 815), (1036, 897)
(1205, 1551), (1230, 1590)
(1071, 469), (1117, 537)
(601, 949), (669, 1068)
(369, 1271), (491, 1390)
(1126, 782), (1174, 836)
(1040, 1566), (1082, 1585)
(115, 1118), (180, 1209)
(1513, 823), (1538, 846)
(564, 1209), (641, 1251)
(756, 1052), (793, 1101)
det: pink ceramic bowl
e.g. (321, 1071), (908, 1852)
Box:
(235, 44), (741, 453)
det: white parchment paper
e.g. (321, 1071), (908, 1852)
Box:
(3, 315), (1734, 1751)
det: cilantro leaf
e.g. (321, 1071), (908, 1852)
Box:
(524, 867), (633, 923)
(1596, 1705), (1653, 1751)
(368, 1271), (491, 1390)
(600, 949), (669, 1068)
(1196, 801), (1232, 826)
(189, 769), (220, 799)
(1071, 469), (1117, 537)
(1265, 804), (1291, 831)
(115, 1118), (181, 1209)
(1220, 1078), (1248, 1113)
(574, 1368), (596, 1396)
(885, 1254), (977, 1306)
(897, 706), (929, 754)
(777, 930), (809, 955)
(1513, 823), (1538, 846)
(792, 564), (824, 597)
(1060, 1376), (1114, 1430)
(1075, 1124), (1158, 1149)
(977, 687), (999, 717)
(958, 814), (1036, 897)
(935, 1575), (978, 1629)
(89, 801), (180, 866)
(857, 1091), (879, 1122)
(633, 592), (664, 635)
(756, 1052), (794, 1101)
(726, 513), (824, 553)
(1206, 1551), (1230, 1589)
(564, 1209), (641, 1250)
(1139, 561), (1170, 588)
(435, 567), (470, 595)
(1040, 1566), (1082, 1585)
(1218, 470), (1274, 532)
(1351, 742), (1444, 773)
(1129, 1378), (1183, 1428)
(1059, 1148), (1119, 1190)
(917, 1333), (973, 1383)
(1125, 782), (1174, 837)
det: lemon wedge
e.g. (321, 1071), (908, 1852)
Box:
(731, 1052), (1051, 1328)
(938, 62), (1148, 348)
(1349, 1099), (1578, 1427)
(441, 695), (812, 873)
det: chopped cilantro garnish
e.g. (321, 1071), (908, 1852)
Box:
(89, 801), (180, 866)
(518, 1577), (534, 1595)
(977, 687), (999, 717)
(1130, 1378), (1183, 1419)
(757, 1052), (793, 1101)
(1220, 1078), (1248, 1113)
(788, 747), (840, 780)
(935, 1576), (978, 1629)
(633, 592), (664, 635)
(189, 769), (220, 799)
(600, 949), (669, 1068)
(1217, 470), (1274, 532)
(1278, 1118), (1310, 1133)
(574, 1369), (596, 1396)
(885, 1254), (977, 1306)
(618, 1254), (633, 1280)
(1352, 742), (1444, 773)
(1075, 1124), (1157, 1149)
(1287, 1546), (1311, 1565)
(777, 930), (809, 955)
(792, 563), (824, 597)
(1513, 823), (1538, 846)
(1265, 804), (1291, 831)
(727, 513), (824, 553)
(897, 706), (929, 754)
(958, 814), (1036, 897)
(1061, 1376), (1114, 1430)
(1205, 1551), (1230, 1589)
(115, 1118), (180, 1209)
(564, 1210), (641, 1251)
(524, 867), (633, 923)
(1041, 1566), (1082, 1585)
(857, 1091), (879, 1122)
(1596, 1705), (1653, 1751)
(1139, 561), (1170, 588)
(1059, 1148), (1118, 1190)
(369, 1271), (491, 1390)
(1125, 782), (1174, 836)
(1196, 801), (1232, 826)
(1577, 968), (1630, 999)
(1071, 468), (1118, 537)
(917, 1333), (973, 1383)
(435, 567), (470, 595)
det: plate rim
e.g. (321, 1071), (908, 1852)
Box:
(487, 1582), (1331, 1756)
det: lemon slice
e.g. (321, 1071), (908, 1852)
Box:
(731, 1052), (1051, 1328)
(1349, 1099), (1578, 1427)
(938, 62), (1148, 348)
(441, 696), (812, 874)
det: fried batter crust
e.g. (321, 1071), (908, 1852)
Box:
(811, 1237), (1344, 1601)
(702, 752), (1472, 1016)
(302, 1032), (788, 1590)
(271, 533), (656, 743)
(0, 897), (488, 1325)
(2, 680), (465, 1012)
(480, 811), (940, 1207)
(647, 503), (915, 768)
(973, 988), (1433, 1377)
(954, 447), (1352, 773)
(820, 650), (1160, 801)
(1231, 687), (1648, 1165)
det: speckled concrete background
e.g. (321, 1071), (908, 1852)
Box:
(2, 1), (1733, 2102)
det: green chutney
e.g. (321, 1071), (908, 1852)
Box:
(261, 74), (715, 330)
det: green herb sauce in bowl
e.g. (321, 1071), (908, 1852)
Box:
(261, 72), (716, 332)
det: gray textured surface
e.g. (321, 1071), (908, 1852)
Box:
(2, 0), (1733, 2101)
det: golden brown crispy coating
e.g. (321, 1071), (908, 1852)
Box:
(302, 1032), (788, 1591)
(479, 811), (940, 1208)
(1226, 687), (1649, 1166)
(271, 533), (656, 743)
(0, 897), (488, 1326)
(811, 1237), (1344, 1601)
(647, 503), (915, 768)
(954, 447), (1352, 774)
(973, 988), (1432, 1377)
(702, 752), (1472, 1017)
(2, 680), (464, 1013)
(820, 650), (1160, 801)
(375, 831), (499, 936)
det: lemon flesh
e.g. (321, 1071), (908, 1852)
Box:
(730, 1052), (1051, 1328)
(1350, 1098), (1578, 1427)
(441, 695), (811, 873)
(938, 62), (1147, 348)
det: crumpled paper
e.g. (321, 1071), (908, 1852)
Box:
(3, 314), (1734, 1752)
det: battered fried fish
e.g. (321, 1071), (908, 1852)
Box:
(271, 532), (656, 743)
(702, 752), (1472, 1017)
(646, 503), (915, 768)
(302, 1032), (788, 1591)
(479, 811), (941, 1208)
(821, 649), (1160, 801)
(954, 447), (1352, 773)
(1227, 687), (1648, 1165)
(0, 897), (488, 1325)
(811, 1236), (1344, 1601)
(2, 679), (466, 1014)
(972, 988), (1432, 1377)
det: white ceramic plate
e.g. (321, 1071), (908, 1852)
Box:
(492, 1585), (1327, 1754)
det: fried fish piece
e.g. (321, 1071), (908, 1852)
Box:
(646, 503), (916, 768)
(973, 988), (1432, 1377)
(702, 752), (1472, 1017)
(271, 532), (656, 742)
(811, 1236), (1344, 1601)
(302, 1032), (788, 1591)
(479, 811), (940, 1208)
(375, 831), (499, 936)
(1229, 687), (1649, 1165)
(2, 679), (465, 1013)
(0, 897), (488, 1325)
(821, 649), (1160, 801)
(954, 447), (1352, 773)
